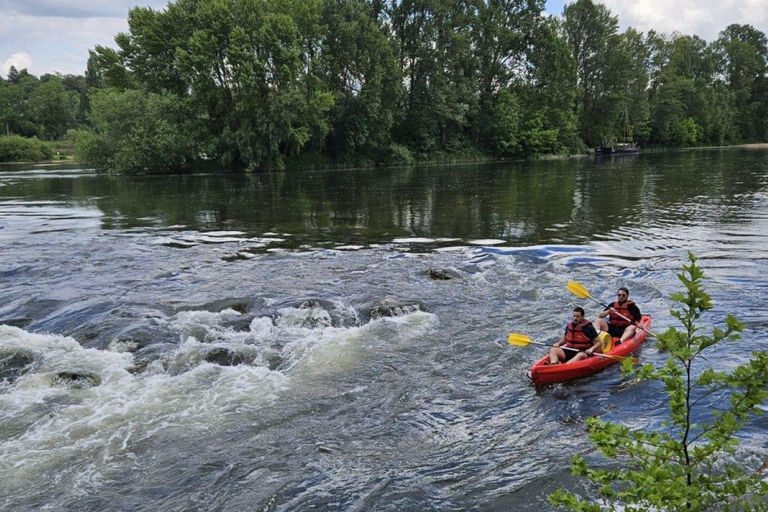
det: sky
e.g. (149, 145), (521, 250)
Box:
(1, 0), (768, 77)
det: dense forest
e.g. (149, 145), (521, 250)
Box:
(1, 0), (767, 172)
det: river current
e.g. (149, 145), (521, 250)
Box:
(1, 149), (767, 511)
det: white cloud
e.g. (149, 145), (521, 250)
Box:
(599, 0), (768, 41)
(2, 0), (163, 19)
(2, 51), (33, 75)
(0, 1), (167, 77)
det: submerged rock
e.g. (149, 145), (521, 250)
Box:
(268, 298), (360, 328)
(0, 352), (36, 388)
(129, 343), (176, 374)
(367, 299), (428, 320)
(198, 298), (263, 315)
(205, 347), (248, 367)
(426, 267), (463, 280)
(109, 324), (170, 352)
(0, 317), (32, 328)
(52, 371), (102, 389)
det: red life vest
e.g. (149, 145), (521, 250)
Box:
(565, 319), (593, 350)
(609, 300), (636, 327)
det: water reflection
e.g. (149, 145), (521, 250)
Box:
(1, 150), (767, 248)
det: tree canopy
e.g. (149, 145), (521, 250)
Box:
(3, 0), (768, 171)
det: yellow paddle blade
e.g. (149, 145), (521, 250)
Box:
(507, 333), (533, 347)
(598, 331), (614, 352)
(566, 280), (592, 300)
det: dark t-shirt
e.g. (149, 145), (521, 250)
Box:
(603, 301), (642, 323)
(563, 321), (599, 343)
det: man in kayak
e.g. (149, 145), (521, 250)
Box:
(549, 307), (602, 364)
(593, 287), (642, 344)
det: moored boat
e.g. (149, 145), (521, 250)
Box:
(595, 142), (639, 155)
(528, 315), (652, 386)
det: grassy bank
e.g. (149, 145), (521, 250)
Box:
(0, 135), (75, 164)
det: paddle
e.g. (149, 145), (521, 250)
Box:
(507, 333), (638, 363)
(566, 280), (660, 339)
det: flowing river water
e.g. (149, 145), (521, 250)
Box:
(1, 149), (767, 511)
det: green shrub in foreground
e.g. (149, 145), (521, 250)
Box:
(551, 253), (768, 511)
(0, 135), (54, 162)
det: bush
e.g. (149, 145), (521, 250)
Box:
(0, 135), (54, 162)
(376, 144), (414, 167)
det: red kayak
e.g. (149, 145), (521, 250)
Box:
(528, 316), (652, 386)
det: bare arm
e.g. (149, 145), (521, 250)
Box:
(586, 339), (602, 355)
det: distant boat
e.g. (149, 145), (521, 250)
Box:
(595, 142), (639, 155)
(595, 108), (639, 155)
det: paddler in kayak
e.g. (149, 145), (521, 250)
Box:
(593, 287), (642, 344)
(549, 307), (603, 364)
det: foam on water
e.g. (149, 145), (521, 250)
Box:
(0, 303), (438, 506)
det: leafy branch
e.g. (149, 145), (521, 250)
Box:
(550, 253), (768, 512)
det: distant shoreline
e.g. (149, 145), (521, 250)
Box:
(1, 143), (766, 169)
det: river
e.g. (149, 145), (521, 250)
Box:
(1, 149), (767, 511)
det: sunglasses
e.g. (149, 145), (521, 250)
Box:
(618, 293), (627, 297)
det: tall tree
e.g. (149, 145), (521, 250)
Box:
(7, 66), (20, 84)
(648, 33), (737, 145)
(318, 0), (403, 157)
(95, 0), (335, 170)
(510, 15), (580, 156)
(472, 0), (548, 152)
(28, 77), (79, 140)
(391, 0), (475, 153)
(715, 24), (768, 141)
(562, 0), (623, 145)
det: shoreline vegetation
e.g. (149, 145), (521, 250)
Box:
(1, 0), (767, 174)
(2, 142), (767, 170)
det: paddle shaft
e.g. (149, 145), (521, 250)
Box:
(523, 337), (634, 362)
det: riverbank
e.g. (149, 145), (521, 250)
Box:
(1, 141), (765, 170)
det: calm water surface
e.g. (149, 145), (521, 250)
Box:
(1, 149), (768, 511)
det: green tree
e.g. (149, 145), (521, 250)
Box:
(0, 82), (25, 135)
(75, 88), (205, 173)
(562, 0), (623, 145)
(103, 0), (334, 171)
(391, 0), (479, 153)
(714, 24), (768, 141)
(7, 65), (20, 84)
(614, 28), (651, 142)
(470, 0), (546, 152)
(489, 87), (521, 155)
(318, 0), (403, 158)
(647, 33), (735, 146)
(516, 15), (580, 154)
(28, 77), (79, 139)
(0, 72), (38, 137)
(87, 47), (136, 90)
(550, 254), (768, 512)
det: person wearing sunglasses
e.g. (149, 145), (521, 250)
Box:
(593, 287), (642, 344)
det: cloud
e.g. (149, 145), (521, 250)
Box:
(2, 51), (33, 75)
(599, 0), (768, 41)
(0, 14), (132, 76)
(2, 0), (164, 19)
(0, 1), (166, 77)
